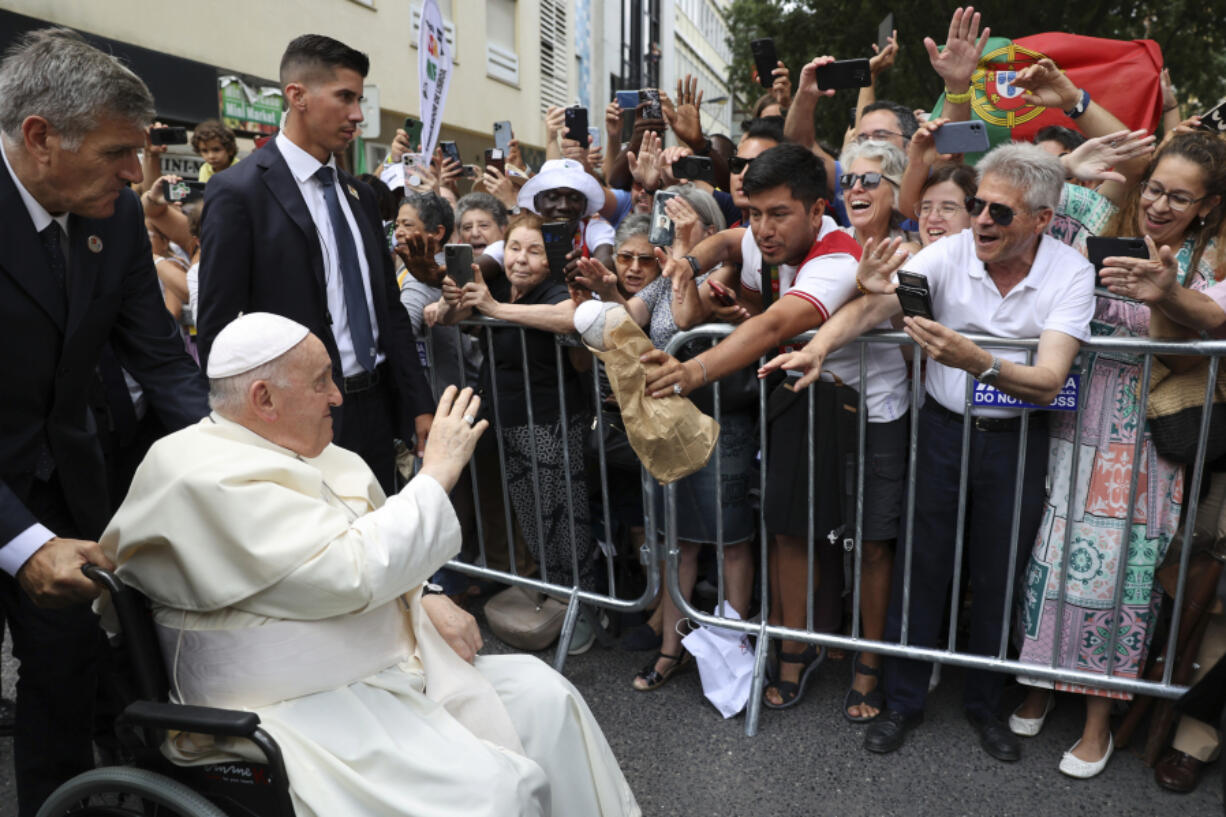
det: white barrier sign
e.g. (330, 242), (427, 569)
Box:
(417, 0), (452, 157)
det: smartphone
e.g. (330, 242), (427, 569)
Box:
(932, 120), (990, 154)
(648, 191), (679, 247)
(816, 58), (872, 91)
(493, 120), (513, 153)
(150, 126), (188, 146)
(615, 90), (639, 112)
(1196, 99), (1226, 133)
(564, 106), (589, 143)
(541, 221), (575, 281)
(461, 164), (479, 179)
(638, 88), (663, 120)
(750, 38), (778, 88)
(403, 117), (424, 151)
(1086, 236), (1148, 288)
(163, 179), (206, 203)
(672, 155), (715, 185)
(484, 148), (505, 173)
(877, 13), (895, 53)
(444, 244), (475, 287)
(895, 270), (934, 320)
(709, 280), (737, 308)
(587, 126), (601, 149)
(439, 140), (461, 166)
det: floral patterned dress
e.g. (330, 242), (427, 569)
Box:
(1017, 185), (1213, 699)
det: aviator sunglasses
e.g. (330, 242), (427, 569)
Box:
(964, 196), (1018, 227)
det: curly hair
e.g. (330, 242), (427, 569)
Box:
(1106, 131), (1226, 278)
(191, 119), (238, 161)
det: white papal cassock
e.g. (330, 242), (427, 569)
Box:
(97, 414), (640, 817)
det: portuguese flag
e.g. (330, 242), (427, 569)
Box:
(931, 33), (1164, 156)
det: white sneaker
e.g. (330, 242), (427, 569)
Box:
(1008, 693), (1054, 736)
(1059, 735), (1114, 779)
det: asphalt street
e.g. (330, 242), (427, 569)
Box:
(1, 615), (1221, 816)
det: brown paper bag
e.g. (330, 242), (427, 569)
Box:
(586, 310), (719, 484)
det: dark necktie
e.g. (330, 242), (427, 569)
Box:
(39, 221), (68, 296)
(314, 166), (376, 371)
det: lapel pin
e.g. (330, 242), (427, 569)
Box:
(346, 184), (360, 200)
(87, 235), (103, 253)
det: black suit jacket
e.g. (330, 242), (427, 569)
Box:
(0, 162), (208, 544)
(197, 139), (433, 440)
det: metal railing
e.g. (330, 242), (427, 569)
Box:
(660, 326), (1226, 737)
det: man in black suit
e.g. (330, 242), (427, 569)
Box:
(0, 28), (208, 815)
(199, 35), (434, 490)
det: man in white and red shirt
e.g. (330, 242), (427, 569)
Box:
(644, 143), (910, 716)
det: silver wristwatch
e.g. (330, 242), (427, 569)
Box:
(976, 356), (1002, 386)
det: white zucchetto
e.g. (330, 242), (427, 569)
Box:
(207, 312), (311, 379)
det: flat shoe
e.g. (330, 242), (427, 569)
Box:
(632, 650), (691, 691)
(1154, 749), (1205, 793)
(844, 652), (884, 724)
(1059, 735), (1113, 779)
(763, 644), (825, 710)
(1008, 693), (1054, 736)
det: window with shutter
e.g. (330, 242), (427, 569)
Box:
(539, 0), (569, 115)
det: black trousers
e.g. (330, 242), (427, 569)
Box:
(883, 405), (1048, 720)
(1, 475), (102, 817)
(333, 369), (400, 495)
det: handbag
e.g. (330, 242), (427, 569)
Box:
(483, 585), (567, 651)
(679, 601), (755, 718)
(1146, 356), (1226, 464)
(585, 409), (642, 473)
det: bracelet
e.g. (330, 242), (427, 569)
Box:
(1064, 88), (1091, 119)
(683, 254), (702, 277)
(944, 87), (973, 104)
(695, 358), (709, 385)
(855, 276), (870, 295)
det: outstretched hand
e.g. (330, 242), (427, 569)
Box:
(856, 236), (908, 294)
(1062, 129), (1155, 184)
(417, 386), (489, 493)
(924, 6), (988, 90)
(1099, 235), (1180, 303)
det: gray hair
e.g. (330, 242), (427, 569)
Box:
(455, 192), (509, 229)
(662, 182), (727, 232)
(614, 212), (651, 248)
(207, 356), (295, 415)
(401, 191), (454, 244)
(975, 142), (1064, 213)
(838, 140), (907, 208)
(0, 28), (155, 149)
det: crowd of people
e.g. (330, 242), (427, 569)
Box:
(3, 5), (1226, 815)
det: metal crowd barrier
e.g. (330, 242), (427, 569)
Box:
(418, 316), (662, 672)
(658, 325), (1226, 736)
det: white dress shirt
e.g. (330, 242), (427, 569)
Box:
(275, 132), (384, 376)
(903, 228), (1095, 417)
(0, 138), (70, 574)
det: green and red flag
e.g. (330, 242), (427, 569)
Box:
(932, 33), (1164, 156)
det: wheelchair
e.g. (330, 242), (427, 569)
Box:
(36, 565), (297, 817)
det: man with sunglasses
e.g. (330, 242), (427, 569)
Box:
(767, 142), (1094, 763)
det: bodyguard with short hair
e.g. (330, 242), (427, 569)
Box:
(0, 28), (208, 814)
(769, 142), (1095, 762)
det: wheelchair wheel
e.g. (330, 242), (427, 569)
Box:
(36, 766), (229, 817)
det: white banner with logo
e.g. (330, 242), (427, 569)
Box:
(417, 0), (452, 157)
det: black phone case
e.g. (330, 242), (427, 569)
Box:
(444, 245), (474, 287)
(816, 59), (872, 90)
(541, 222), (574, 281)
(1086, 237), (1147, 271)
(751, 39), (777, 88)
(673, 156), (715, 185)
(564, 108), (589, 143)
(896, 286), (934, 320)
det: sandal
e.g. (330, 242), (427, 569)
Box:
(632, 650), (692, 691)
(843, 652), (885, 724)
(763, 644), (825, 710)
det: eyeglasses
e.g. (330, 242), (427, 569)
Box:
(916, 201), (966, 219)
(1139, 180), (1207, 213)
(855, 130), (904, 143)
(615, 251), (659, 266)
(729, 156), (755, 174)
(840, 172), (898, 191)
(965, 196), (1021, 226)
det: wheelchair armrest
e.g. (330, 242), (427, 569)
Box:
(120, 700), (262, 738)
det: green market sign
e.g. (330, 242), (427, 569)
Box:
(218, 75), (282, 135)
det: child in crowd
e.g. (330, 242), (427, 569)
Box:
(191, 119), (239, 182)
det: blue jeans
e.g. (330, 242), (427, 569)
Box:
(883, 403), (1048, 720)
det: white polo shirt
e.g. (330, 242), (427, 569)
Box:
(739, 217), (910, 423)
(902, 228), (1095, 417)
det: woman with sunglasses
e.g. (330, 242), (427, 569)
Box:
(837, 140), (921, 258)
(1010, 131), (1226, 779)
(576, 185), (759, 691)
